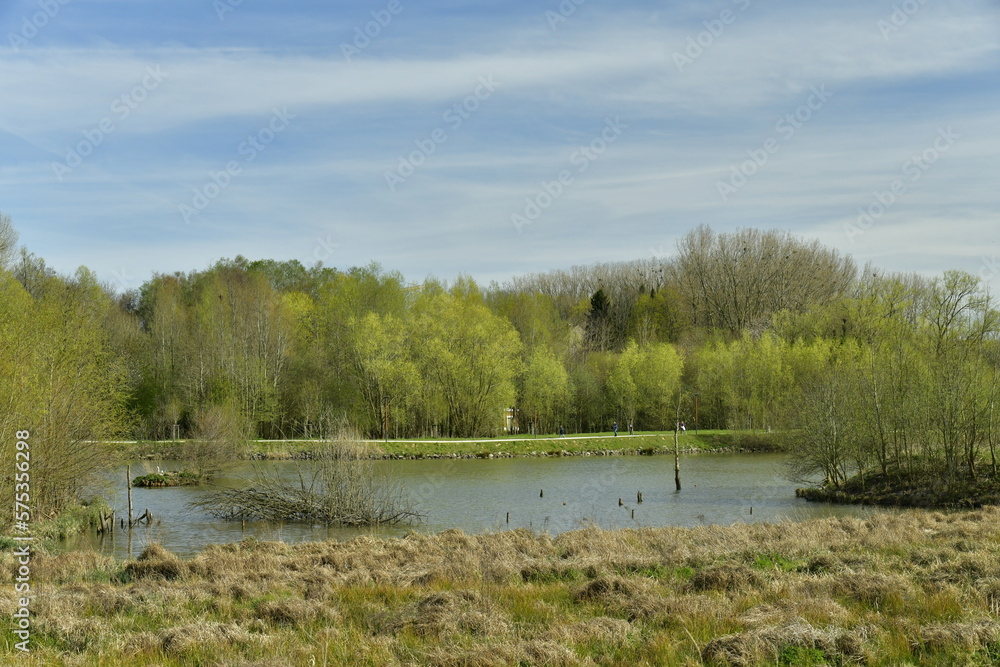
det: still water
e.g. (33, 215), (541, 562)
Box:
(70, 454), (887, 559)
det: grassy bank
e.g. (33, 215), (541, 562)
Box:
(6, 508), (1000, 665)
(797, 468), (1000, 509)
(127, 429), (783, 461)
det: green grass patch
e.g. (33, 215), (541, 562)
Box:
(11, 509), (1000, 664)
(779, 645), (828, 666)
(122, 429), (783, 462)
(753, 553), (804, 573)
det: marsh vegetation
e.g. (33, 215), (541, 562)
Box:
(7, 509), (1000, 665)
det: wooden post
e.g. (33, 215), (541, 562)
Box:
(674, 424), (682, 491)
(674, 390), (684, 492)
(127, 465), (134, 527)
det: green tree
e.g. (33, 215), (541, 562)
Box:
(608, 342), (640, 425)
(409, 285), (523, 436)
(348, 312), (420, 438)
(522, 345), (572, 434)
(1, 268), (128, 517)
(632, 342), (685, 429)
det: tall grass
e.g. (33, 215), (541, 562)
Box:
(6, 508), (1000, 664)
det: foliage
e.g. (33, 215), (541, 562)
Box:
(409, 286), (523, 436)
(4, 210), (1000, 504)
(0, 267), (127, 521)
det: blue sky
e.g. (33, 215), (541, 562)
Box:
(1, 0), (998, 293)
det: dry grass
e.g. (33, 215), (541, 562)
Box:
(7, 507), (1000, 664)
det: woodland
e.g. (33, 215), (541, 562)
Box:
(2, 215), (999, 515)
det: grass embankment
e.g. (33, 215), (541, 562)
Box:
(5, 509), (1000, 665)
(128, 429), (782, 461)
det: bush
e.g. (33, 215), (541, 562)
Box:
(195, 424), (420, 526)
(182, 405), (251, 480)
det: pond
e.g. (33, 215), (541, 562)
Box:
(68, 453), (888, 559)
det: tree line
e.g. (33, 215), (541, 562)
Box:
(2, 216), (998, 515)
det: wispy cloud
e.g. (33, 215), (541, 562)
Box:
(1, 0), (998, 293)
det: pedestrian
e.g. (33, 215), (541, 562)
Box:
(559, 425), (565, 437)
(613, 421), (619, 436)
(628, 421), (633, 435)
(680, 421), (686, 432)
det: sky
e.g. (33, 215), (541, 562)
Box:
(1, 0), (998, 294)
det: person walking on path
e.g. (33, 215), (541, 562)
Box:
(613, 421), (619, 436)
(628, 422), (634, 435)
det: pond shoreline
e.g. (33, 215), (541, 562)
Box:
(796, 469), (1000, 509)
(126, 430), (784, 462)
(247, 445), (766, 461)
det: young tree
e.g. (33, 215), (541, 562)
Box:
(409, 285), (523, 436)
(0, 269), (128, 517)
(521, 345), (572, 435)
(348, 312), (420, 438)
(183, 403), (252, 480)
(632, 342), (685, 429)
(608, 342), (640, 426)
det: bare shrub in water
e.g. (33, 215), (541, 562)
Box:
(183, 404), (251, 480)
(196, 425), (419, 526)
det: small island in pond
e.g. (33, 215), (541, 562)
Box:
(132, 471), (202, 488)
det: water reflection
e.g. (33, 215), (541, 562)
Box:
(67, 454), (890, 559)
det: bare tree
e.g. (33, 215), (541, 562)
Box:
(671, 225), (857, 332)
(0, 212), (17, 270)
